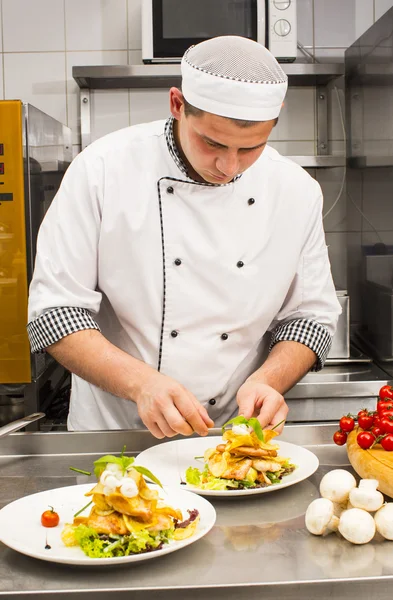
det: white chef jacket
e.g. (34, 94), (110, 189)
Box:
(27, 118), (341, 431)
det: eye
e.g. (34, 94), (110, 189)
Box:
(205, 139), (220, 148)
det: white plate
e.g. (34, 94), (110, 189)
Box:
(0, 483), (216, 565)
(135, 437), (319, 497)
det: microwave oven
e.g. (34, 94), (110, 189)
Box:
(142, 0), (297, 64)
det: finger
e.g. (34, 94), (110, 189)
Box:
(236, 388), (256, 419)
(256, 393), (285, 429)
(146, 420), (166, 439)
(160, 404), (194, 436)
(154, 415), (180, 438)
(173, 392), (210, 436)
(192, 398), (214, 428)
(265, 403), (288, 434)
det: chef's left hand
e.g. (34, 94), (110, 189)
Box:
(236, 381), (288, 433)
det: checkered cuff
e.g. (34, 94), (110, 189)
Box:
(27, 307), (101, 353)
(269, 319), (332, 371)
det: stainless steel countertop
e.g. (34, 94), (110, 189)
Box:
(0, 425), (392, 600)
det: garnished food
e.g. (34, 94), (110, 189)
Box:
(185, 416), (296, 491)
(41, 506), (60, 528)
(61, 450), (199, 558)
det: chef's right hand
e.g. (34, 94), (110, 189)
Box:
(133, 371), (214, 439)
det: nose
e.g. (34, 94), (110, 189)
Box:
(216, 152), (239, 178)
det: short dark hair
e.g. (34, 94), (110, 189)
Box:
(182, 96), (278, 128)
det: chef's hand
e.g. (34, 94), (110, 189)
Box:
(236, 381), (288, 434)
(134, 371), (214, 439)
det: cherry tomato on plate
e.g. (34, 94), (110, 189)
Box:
(41, 506), (60, 528)
(358, 413), (374, 431)
(381, 434), (393, 451)
(377, 401), (393, 417)
(339, 416), (355, 433)
(357, 431), (375, 450)
(379, 385), (393, 400)
(380, 416), (393, 435)
(333, 430), (347, 446)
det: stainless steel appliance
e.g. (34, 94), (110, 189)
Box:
(0, 100), (72, 427)
(142, 0), (297, 64)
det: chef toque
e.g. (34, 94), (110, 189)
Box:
(181, 36), (288, 121)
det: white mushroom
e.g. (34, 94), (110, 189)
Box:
(320, 469), (357, 504)
(349, 479), (384, 512)
(374, 503), (393, 540)
(338, 508), (376, 544)
(305, 498), (340, 536)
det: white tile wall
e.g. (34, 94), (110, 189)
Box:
(4, 52), (67, 123)
(128, 0), (142, 50)
(65, 0), (127, 51)
(0, 54), (3, 100)
(375, 0), (393, 20)
(2, 0), (65, 52)
(0, 0), (3, 54)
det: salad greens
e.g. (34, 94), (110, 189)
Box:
(185, 465), (259, 491)
(221, 416), (265, 442)
(73, 524), (174, 558)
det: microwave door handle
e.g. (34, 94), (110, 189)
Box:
(256, 0), (267, 46)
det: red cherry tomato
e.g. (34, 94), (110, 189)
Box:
(339, 416), (355, 433)
(372, 426), (384, 438)
(381, 434), (393, 451)
(358, 413), (374, 430)
(380, 409), (393, 420)
(373, 415), (383, 428)
(357, 431), (375, 449)
(379, 385), (393, 400)
(358, 409), (369, 418)
(41, 506), (60, 528)
(333, 430), (347, 446)
(377, 401), (393, 416)
(380, 416), (393, 435)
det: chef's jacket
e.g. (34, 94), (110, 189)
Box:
(27, 118), (341, 431)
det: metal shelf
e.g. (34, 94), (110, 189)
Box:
(72, 63), (344, 89)
(289, 155), (345, 168)
(349, 156), (393, 168)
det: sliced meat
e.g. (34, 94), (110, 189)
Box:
(87, 508), (128, 535)
(216, 444), (277, 458)
(220, 458), (253, 480)
(252, 459), (282, 473)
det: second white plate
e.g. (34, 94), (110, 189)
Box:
(136, 437), (319, 497)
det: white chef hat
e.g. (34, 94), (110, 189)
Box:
(181, 36), (288, 121)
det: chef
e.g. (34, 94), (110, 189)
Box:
(27, 36), (341, 437)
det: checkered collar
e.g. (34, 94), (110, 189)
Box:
(164, 117), (242, 185)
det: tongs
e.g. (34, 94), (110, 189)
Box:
(0, 412), (45, 438)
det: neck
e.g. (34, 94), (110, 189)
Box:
(172, 119), (205, 183)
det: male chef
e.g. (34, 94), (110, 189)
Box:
(27, 36), (341, 437)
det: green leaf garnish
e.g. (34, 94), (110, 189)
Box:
(133, 466), (162, 488)
(69, 467), (92, 476)
(74, 500), (93, 518)
(221, 416), (264, 442)
(93, 454), (135, 479)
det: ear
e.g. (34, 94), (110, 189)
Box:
(169, 88), (185, 120)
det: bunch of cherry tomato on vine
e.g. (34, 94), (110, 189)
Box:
(333, 384), (393, 451)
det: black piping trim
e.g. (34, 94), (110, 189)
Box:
(156, 174), (234, 371)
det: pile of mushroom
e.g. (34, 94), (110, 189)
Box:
(305, 469), (393, 544)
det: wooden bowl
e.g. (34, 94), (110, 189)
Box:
(347, 427), (393, 499)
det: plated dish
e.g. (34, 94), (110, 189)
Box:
(0, 452), (216, 565)
(136, 418), (319, 497)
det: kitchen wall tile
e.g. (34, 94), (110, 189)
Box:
(355, 0), (374, 38)
(346, 231), (362, 320)
(128, 0), (142, 50)
(91, 89), (129, 142)
(375, 0), (393, 21)
(277, 87), (315, 141)
(328, 81), (345, 141)
(345, 167), (363, 232)
(4, 52), (66, 124)
(72, 145), (80, 160)
(128, 49), (142, 65)
(296, 0), (314, 48)
(313, 48), (346, 63)
(314, 0), (356, 48)
(129, 89), (171, 125)
(0, 55), (3, 99)
(2, 0), (65, 52)
(66, 50), (128, 145)
(329, 140), (345, 155)
(65, 0), (127, 51)
(0, 0), (3, 51)
(325, 231), (348, 289)
(317, 168), (347, 232)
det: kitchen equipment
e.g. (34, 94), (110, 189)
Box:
(0, 100), (71, 425)
(0, 411), (45, 438)
(328, 290), (350, 359)
(142, 0), (297, 64)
